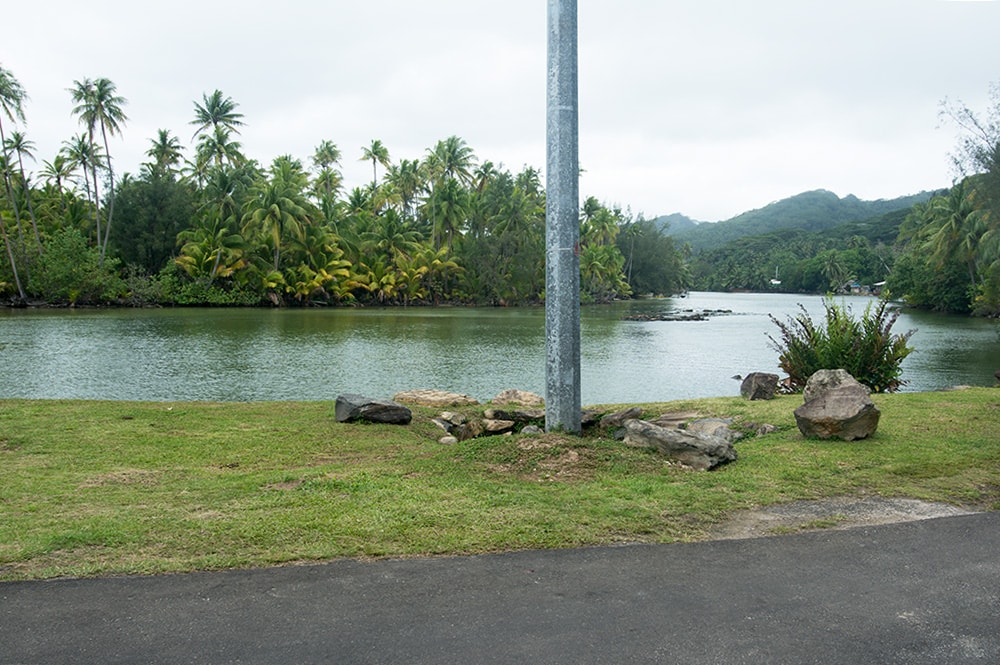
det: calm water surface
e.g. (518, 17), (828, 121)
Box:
(1, 292), (997, 404)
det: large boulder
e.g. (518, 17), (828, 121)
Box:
(794, 371), (879, 441)
(335, 394), (412, 425)
(623, 419), (737, 470)
(740, 372), (779, 401)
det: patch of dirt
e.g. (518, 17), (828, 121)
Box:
(79, 469), (161, 488)
(264, 479), (306, 491)
(707, 497), (978, 540)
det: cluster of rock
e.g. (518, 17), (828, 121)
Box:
(334, 389), (753, 470)
(334, 367), (880, 479)
(335, 389), (554, 443)
(623, 308), (732, 322)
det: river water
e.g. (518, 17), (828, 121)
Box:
(1, 292), (997, 404)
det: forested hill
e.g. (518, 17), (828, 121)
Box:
(659, 189), (940, 252)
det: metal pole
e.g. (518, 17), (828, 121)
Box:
(545, 0), (581, 434)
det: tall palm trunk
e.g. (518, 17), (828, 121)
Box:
(88, 134), (103, 255)
(13, 153), (41, 255)
(0, 124), (25, 250)
(0, 213), (26, 300)
(99, 123), (115, 262)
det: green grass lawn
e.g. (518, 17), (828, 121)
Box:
(1, 389), (998, 580)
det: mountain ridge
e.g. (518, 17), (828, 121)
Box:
(653, 189), (941, 252)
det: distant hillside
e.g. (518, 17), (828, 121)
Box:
(666, 189), (940, 252)
(687, 205), (930, 294)
(651, 213), (703, 234)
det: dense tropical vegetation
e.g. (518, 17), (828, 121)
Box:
(3, 63), (998, 315)
(0, 66), (689, 307)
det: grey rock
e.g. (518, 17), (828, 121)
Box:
(431, 418), (454, 434)
(520, 425), (543, 435)
(623, 419), (737, 470)
(335, 394), (412, 425)
(483, 408), (545, 423)
(439, 411), (467, 426)
(649, 411), (702, 429)
(438, 436), (459, 445)
(483, 419), (516, 434)
(581, 410), (602, 429)
(492, 389), (545, 408)
(452, 420), (485, 441)
(600, 407), (644, 430)
(740, 372), (779, 401)
(683, 418), (744, 444)
(794, 386), (880, 441)
(803, 369), (869, 403)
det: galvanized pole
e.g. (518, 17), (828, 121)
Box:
(545, 0), (581, 434)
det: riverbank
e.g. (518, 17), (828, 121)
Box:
(2, 388), (997, 581)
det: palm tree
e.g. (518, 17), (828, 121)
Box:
(176, 217), (249, 284)
(361, 208), (423, 260)
(312, 140), (342, 170)
(360, 139), (390, 192)
(242, 156), (317, 271)
(925, 180), (986, 292)
(4, 131), (42, 253)
(191, 90), (244, 139)
(40, 154), (73, 216)
(0, 64), (28, 299)
(425, 135), (476, 185)
(425, 177), (468, 252)
(61, 133), (105, 241)
(144, 129), (184, 177)
(821, 250), (849, 292)
(69, 77), (128, 262)
(385, 158), (424, 222)
(193, 125), (246, 173)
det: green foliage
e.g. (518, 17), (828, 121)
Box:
(887, 177), (999, 314)
(689, 215), (900, 294)
(616, 217), (690, 295)
(885, 252), (972, 313)
(768, 297), (915, 392)
(28, 227), (123, 304)
(110, 173), (196, 273)
(670, 189), (935, 253)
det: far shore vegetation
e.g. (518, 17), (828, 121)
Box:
(1, 67), (999, 315)
(1, 389), (998, 581)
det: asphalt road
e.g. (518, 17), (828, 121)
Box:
(2, 512), (998, 664)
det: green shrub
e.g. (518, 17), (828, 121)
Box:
(768, 297), (915, 393)
(29, 228), (124, 304)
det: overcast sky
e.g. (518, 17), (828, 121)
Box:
(4, 1), (998, 222)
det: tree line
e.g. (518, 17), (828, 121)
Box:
(0, 67), (689, 307)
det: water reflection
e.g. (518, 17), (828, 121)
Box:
(1, 293), (997, 403)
